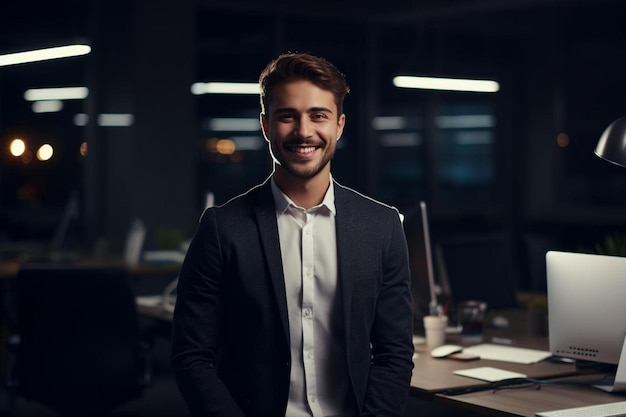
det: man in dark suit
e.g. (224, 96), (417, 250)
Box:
(171, 52), (414, 417)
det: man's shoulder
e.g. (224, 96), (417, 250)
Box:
(218, 180), (271, 209)
(334, 181), (399, 214)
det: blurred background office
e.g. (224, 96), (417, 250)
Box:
(1, 0), (626, 294)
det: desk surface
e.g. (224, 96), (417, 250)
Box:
(436, 375), (626, 417)
(410, 338), (577, 396)
(410, 311), (623, 417)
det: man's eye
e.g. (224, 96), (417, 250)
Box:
(312, 113), (328, 120)
(279, 114), (295, 121)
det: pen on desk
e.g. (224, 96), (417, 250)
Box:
(491, 337), (515, 345)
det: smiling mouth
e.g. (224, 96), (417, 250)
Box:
(285, 143), (321, 155)
(290, 146), (317, 154)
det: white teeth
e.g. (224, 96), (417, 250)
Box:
(294, 146), (315, 154)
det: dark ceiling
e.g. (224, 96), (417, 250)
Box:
(0, 0), (623, 82)
(0, 0), (624, 133)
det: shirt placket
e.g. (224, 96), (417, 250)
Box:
(301, 211), (322, 417)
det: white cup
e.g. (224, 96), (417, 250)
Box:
(423, 315), (448, 348)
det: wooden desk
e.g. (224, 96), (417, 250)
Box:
(436, 375), (626, 417)
(410, 339), (577, 397)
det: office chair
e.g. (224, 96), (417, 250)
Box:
(6, 264), (154, 416)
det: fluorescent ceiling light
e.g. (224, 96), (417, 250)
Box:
(74, 113), (89, 126)
(32, 100), (63, 113)
(24, 87), (89, 101)
(0, 44), (91, 67)
(191, 82), (259, 95)
(393, 76), (499, 93)
(436, 115), (496, 129)
(231, 136), (265, 151)
(372, 116), (407, 130)
(454, 131), (494, 145)
(98, 113), (134, 127)
(73, 113), (134, 127)
(379, 133), (422, 147)
(207, 117), (260, 132)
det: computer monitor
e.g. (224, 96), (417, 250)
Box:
(546, 250), (626, 392)
(403, 201), (440, 331)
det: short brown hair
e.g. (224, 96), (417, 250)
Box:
(259, 52), (350, 117)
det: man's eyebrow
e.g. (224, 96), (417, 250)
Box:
(273, 106), (334, 115)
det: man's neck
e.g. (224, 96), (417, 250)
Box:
(273, 167), (331, 209)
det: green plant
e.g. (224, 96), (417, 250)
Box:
(583, 233), (626, 257)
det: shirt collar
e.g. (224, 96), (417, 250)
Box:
(271, 175), (336, 216)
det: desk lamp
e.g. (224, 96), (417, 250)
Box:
(595, 116), (626, 168)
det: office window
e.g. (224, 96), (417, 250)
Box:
(375, 110), (427, 205)
(196, 106), (272, 206)
(434, 102), (496, 203)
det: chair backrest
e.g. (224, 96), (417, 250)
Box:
(15, 264), (144, 415)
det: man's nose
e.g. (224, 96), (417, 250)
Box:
(294, 117), (313, 138)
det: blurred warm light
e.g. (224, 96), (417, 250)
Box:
(557, 132), (570, 148)
(191, 82), (259, 95)
(80, 141), (88, 156)
(393, 76), (500, 93)
(37, 144), (54, 161)
(25, 87), (88, 101)
(0, 44), (91, 67)
(32, 100), (63, 113)
(216, 139), (236, 155)
(10, 138), (26, 157)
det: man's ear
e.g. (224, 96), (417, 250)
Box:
(260, 113), (270, 142)
(336, 113), (346, 141)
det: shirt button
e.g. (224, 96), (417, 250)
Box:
(304, 309), (311, 317)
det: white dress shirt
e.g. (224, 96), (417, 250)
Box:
(271, 178), (354, 417)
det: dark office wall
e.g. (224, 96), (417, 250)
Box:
(84, 0), (197, 253)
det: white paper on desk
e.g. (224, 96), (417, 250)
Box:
(462, 343), (552, 364)
(453, 367), (527, 382)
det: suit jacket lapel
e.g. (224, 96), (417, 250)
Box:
(253, 182), (291, 344)
(334, 184), (358, 348)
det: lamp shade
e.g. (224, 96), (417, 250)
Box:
(595, 116), (626, 168)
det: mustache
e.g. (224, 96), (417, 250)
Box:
(283, 138), (323, 147)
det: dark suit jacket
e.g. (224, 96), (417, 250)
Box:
(171, 178), (414, 417)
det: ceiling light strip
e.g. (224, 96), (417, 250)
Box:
(191, 82), (259, 95)
(0, 44), (91, 67)
(24, 87), (89, 101)
(393, 76), (499, 93)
